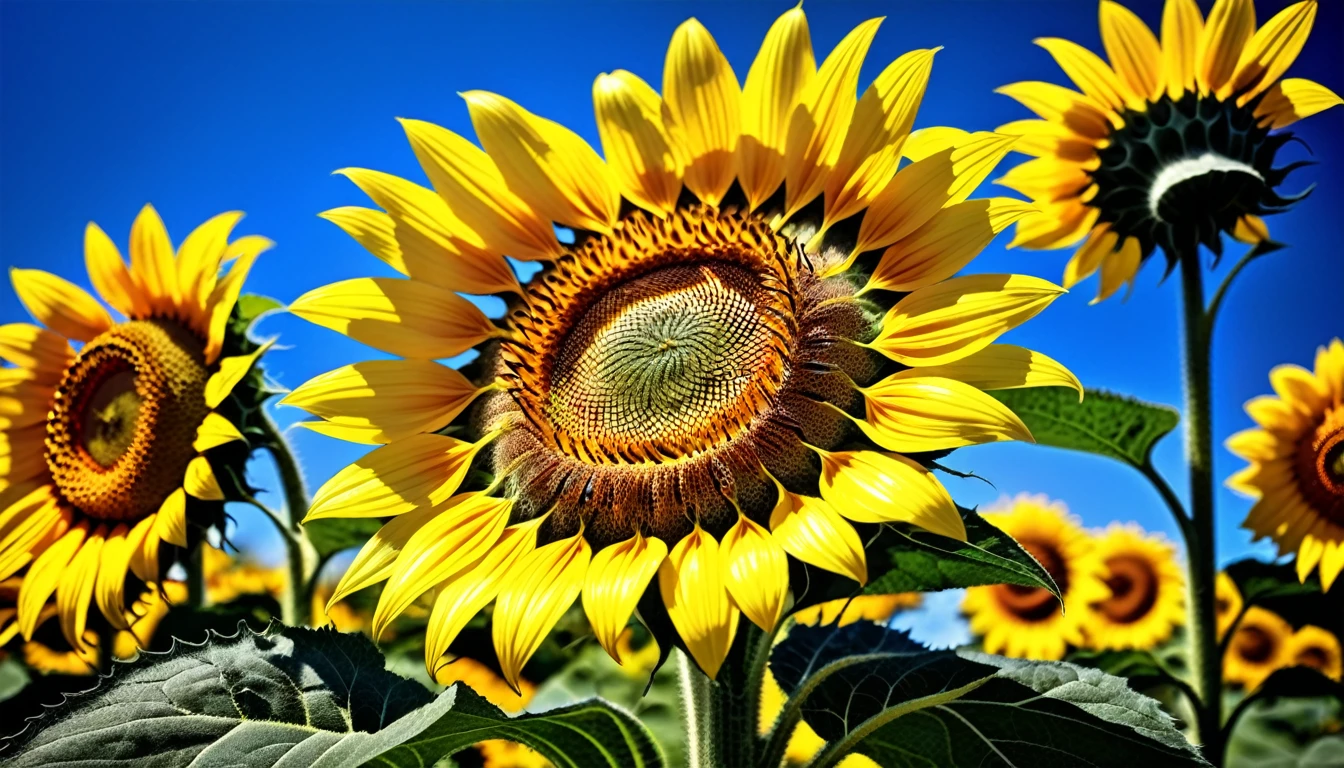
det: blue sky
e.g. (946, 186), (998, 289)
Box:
(2, 1), (1341, 643)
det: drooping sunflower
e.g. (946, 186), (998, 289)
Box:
(1223, 605), (1292, 689)
(292, 6), (1080, 686)
(962, 494), (1109, 660)
(1284, 624), (1342, 681)
(0, 205), (271, 654)
(1082, 523), (1185, 650)
(996, 0), (1341, 301)
(1227, 338), (1344, 591)
(1215, 570), (1244, 638)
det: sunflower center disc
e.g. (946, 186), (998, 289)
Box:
(548, 262), (784, 458)
(1295, 409), (1344, 523)
(996, 540), (1068, 621)
(1099, 554), (1159, 624)
(1234, 626), (1276, 664)
(46, 320), (210, 521)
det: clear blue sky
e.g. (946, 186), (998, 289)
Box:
(3, 1), (1341, 641)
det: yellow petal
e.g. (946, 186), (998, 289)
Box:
(94, 524), (134, 630)
(464, 91), (620, 234)
(844, 132), (1017, 269)
(289, 277), (502, 360)
(1225, 427), (1287, 462)
(784, 17), (882, 218)
(203, 341), (272, 410)
(1232, 214), (1269, 244)
(84, 221), (149, 319)
(1254, 77), (1343, 129)
(1034, 37), (1128, 113)
(176, 211), (244, 316)
(891, 344), (1082, 399)
(900, 126), (970, 161)
(424, 518), (542, 675)
(720, 514), (789, 631)
(768, 487), (867, 585)
(203, 234), (272, 364)
(335, 169), (521, 296)
(1063, 224), (1119, 288)
(10, 268), (113, 343)
(865, 198), (1036, 294)
(0, 424), (48, 486)
(56, 530), (103, 650)
(374, 493), (512, 640)
(319, 207), (406, 274)
(815, 449), (965, 541)
(582, 532), (668, 662)
(184, 456), (224, 501)
(327, 500), (448, 608)
(663, 18), (740, 206)
(823, 47), (938, 226)
(0, 323), (73, 383)
(739, 6), (815, 210)
(283, 360), (489, 445)
(154, 488), (188, 548)
(593, 71), (682, 217)
(854, 375), (1034, 453)
(193, 412), (245, 453)
(995, 155), (1093, 203)
(995, 81), (1114, 140)
(1100, 0), (1163, 106)
(869, 274), (1066, 366)
(1161, 0), (1204, 98)
(1092, 236), (1143, 303)
(129, 204), (180, 311)
(1007, 200), (1099, 250)
(658, 525), (738, 680)
(994, 118), (1100, 161)
(400, 118), (562, 261)
(19, 522), (87, 639)
(1230, 0), (1318, 103)
(494, 530), (591, 691)
(127, 513), (160, 584)
(304, 432), (491, 521)
(0, 487), (65, 582)
(1198, 0), (1256, 96)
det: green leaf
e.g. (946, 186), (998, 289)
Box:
(993, 387), (1180, 469)
(1226, 558), (1321, 604)
(864, 505), (1061, 598)
(1066, 647), (1188, 691)
(230, 293), (284, 338)
(1226, 693), (1344, 767)
(3, 623), (663, 768)
(305, 516), (383, 558)
(770, 622), (1207, 767)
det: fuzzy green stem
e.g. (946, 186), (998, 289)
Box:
(185, 543), (206, 610)
(257, 411), (317, 627)
(1178, 249), (1222, 765)
(680, 652), (718, 768)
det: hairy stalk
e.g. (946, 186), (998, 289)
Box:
(680, 652), (718, 768)
(257, 411), (317, 627)
(96, 623), (117, 677)
(185, 542), (206, 610)
(680, 626), (769, 768)
(1178, 249), (1222, 764)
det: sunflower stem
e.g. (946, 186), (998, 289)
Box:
(679, 652), (718, 768)
(256, 410), (317, 627)
(1177, 248), (1223, 765)
(185, 542), (206, 610)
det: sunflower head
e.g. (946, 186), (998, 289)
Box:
(1228, 338), (1344, 591)
(1082, 523), (1185, 651)
(0, 206), (272, 654)
(997, 0), (1341, 302)
(294, 6), (1077, 688)
(1224, 605), (1292, 689)
(962, 494), (1108, 660)
(1285, 624), (1343, 681)
(1215, 570), (1244, 639)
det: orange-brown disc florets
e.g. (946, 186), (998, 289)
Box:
(486, 206), (877, 547)
(1296, 408), (1344, 525)
(46, 320), (209, 521)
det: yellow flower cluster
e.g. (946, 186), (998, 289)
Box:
(1217, 573), (1342, 689)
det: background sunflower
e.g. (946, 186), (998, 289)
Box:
(1083, 523), (1186, 650)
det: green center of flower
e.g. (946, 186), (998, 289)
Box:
(81, 369), (143, 467)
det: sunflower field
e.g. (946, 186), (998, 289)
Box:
(0, 1), (1341, 766)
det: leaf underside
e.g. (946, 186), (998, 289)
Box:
(993, 387), (1179, 469)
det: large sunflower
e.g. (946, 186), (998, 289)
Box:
(1227, 338), (1344, 591)
(0, 206), (271, 654)
(962, 494), (1108, 660)
(1223, 604), (1292, 689)
(1284, 624), (1342, 681)
(1083, 523), (1185, 650)
(293, 6), (1079, 686)
(996, 0), (1341, 301)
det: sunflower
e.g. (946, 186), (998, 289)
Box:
(995, 0), (1341, 302)
(0, 206), (271, 654)
(1227, 338), (1344, 591)
(1284, 624), (1342, 681)
(791, 593), (921, 627)
(1223, 605), (1292, 689)
(1215, 570), (1244, 639)
(293, 6), (1079, 686)
(962, 495), (1108, 660)
(1083, 523), (1185, 650)
(435, 656), (552, 768)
